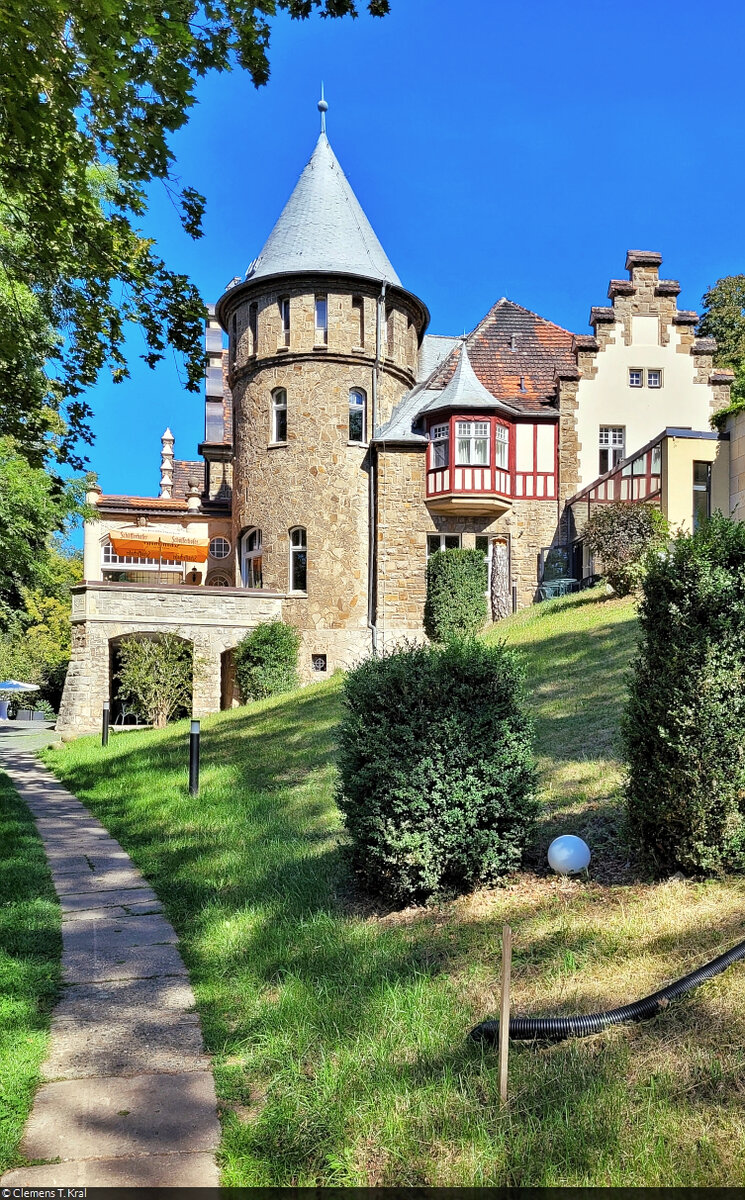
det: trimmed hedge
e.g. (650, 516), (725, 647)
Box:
(424, 548), (488, 642)
(234, 620), (301, 702)
(623, 513), (745, 876)
(336, 639), (537, 903)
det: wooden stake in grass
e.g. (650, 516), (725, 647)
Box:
(499, 923), (512, 1106)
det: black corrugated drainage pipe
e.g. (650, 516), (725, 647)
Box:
(470, 934), (745, 1044)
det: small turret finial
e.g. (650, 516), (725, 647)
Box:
(318, 82), (328, 134)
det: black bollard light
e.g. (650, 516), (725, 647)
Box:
(102, 701), (110, 748)
(189, 718), (200, 796)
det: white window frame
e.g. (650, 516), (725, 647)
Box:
(647, 369), (663, 389)
(455, 420), (490, 466)
(289, 527), (307, 592)
(209, 536), (231, 560)
(348, 389), (366, 443)
(240, 528), (263, 588)
(426, 533), (461, 558)
(315, 296), (328, 345)
(495, 423), (508, 470)
(271, 388), (287, 443)
(599, 426), (625, 474)
(430, 423), (449, 469)
(279, 296), (290, 346)
(628, 368), (643, 388)
(206, 571), (231, 587)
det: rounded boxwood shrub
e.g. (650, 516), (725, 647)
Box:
(424, 548), (488, 643)
(623, 513), (745, 876)
(336, 638), (537, 903)
(234, 620), (301, 702)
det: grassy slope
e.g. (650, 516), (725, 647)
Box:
(43, 591), (745, 1186)
(0, 773), (61, 1172)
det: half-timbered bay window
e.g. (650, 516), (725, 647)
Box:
(456, 421), (490, 465)
(495, 424), (508, 470)
(430, 423), (449, 468)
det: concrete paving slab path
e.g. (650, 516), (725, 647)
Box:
(0, 750), (221, 1187)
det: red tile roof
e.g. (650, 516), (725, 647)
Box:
(172, 460), (205, 499)
(426, 299), (577, 414)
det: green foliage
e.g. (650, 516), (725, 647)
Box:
(0, 439), (87, 614)
(698, 275), (745, 427)
(424, 548), (488, 642)
(0, 0), (389, 468)
(336, 639), (537, 903)
(583, 502), (669, 596)
(234, 620), (301, 702)
(623, 513), (745, 876)
(115, 634), (193, 728)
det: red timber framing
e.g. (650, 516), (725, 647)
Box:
(569, 436), (663, 525)
(425, 415), (558, 503)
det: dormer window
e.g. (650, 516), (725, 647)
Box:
(456, 421), (490, 466)
(279, 297), (290, 347)
(315, 296), (328, 345)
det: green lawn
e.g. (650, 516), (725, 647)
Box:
(0, 773), (61, 1173)
(42, 589), (745, 1185)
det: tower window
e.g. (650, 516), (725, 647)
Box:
(279, 296), (290, 347)
(229, 315), (237, 366)
(352, 296), (364, 347)
(385, 307), (394, 356)
(315, 296), (328, 345)
(240, 528), (263, 589)
(599, 426), (625, 474)
(205, 401), (223, 443)
(349, 389), (366, 442)
(289, 527), (307, 592)
(249, 303), (258, 356)
(271, 388), (287, 443)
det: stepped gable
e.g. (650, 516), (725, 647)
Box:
(244, 132), (401, 286)
(426, 299), (577, 414)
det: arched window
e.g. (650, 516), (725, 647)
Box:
(241, 528), (263, 588)
(289, 527), (307, 592)
(206, 572), (231, 587)
(271, 388), (287, 443)
(349, 389), (366, 443)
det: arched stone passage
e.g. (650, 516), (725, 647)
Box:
(109, 632), (194, 727)
(220, 648), (239, 710)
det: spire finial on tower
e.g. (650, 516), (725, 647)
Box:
(318, 82), (328, 134)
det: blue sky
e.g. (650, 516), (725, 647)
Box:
(85, 0), (745, 504)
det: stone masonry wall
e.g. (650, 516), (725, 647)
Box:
(58, 583), (283, 735)
(375, 446), (563, 644)
(226, 281), (424, 676)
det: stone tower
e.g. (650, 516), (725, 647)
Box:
(215, 114), (429, 675)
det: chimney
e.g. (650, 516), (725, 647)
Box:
(160, 428), (175, 498)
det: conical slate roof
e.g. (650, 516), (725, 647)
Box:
(245, 133), (401, 286)
(420, 342), (521, 416)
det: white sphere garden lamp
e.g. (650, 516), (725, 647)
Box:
(548, 834), (591, 874)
